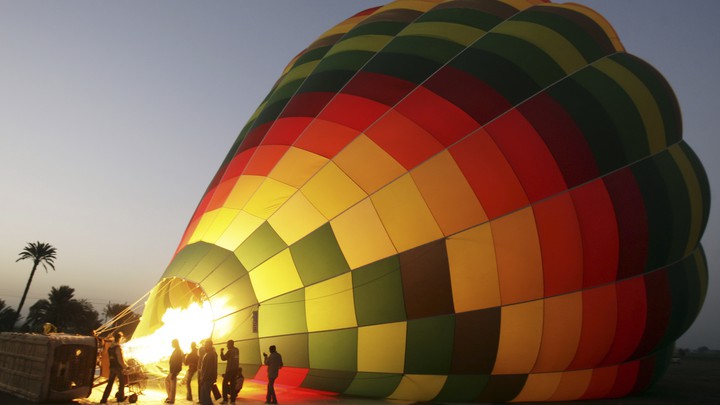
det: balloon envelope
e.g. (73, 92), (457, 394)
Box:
(134, 0), (710, 402)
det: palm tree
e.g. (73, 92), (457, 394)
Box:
(0, 299), (18, 332)
(25, 285), (100, 334)
(15, 241), (57, 321)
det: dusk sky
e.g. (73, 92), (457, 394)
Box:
(1, 1), (718, 349)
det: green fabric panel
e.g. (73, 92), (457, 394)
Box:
(416, 8), (504, 30)
(247, 98), (288, 132)
(382, 36), (465, 64)
(451, 308), (501, 373)
(477, 374), (528, 403)
(678, 142), (711, 236)
(405, 315), (455, 374)
(185, 245), (234, 282)
(234, 222), (286, 271)
(610, 53), (682, 146)
(655, 151), (692, 263)
(200, 255), (247, 297)
(343, 372), (402, 398)
(631, 157), (673, 272)
(343, 21), (408, 40)
(362, 52), (442, 84)
(513, 8), (607, 62)
(216, 275), (257, 322)
(262, 79), (303, 109)
(573, 66), (650, 163)
(259, 333), (309, 369)
(301, 369), (356, 392)
(298, 70), (356, 94)
(290, 223), (350, 286)
(312, 51), (375, 74)
(648, 345), (673, 388)
(473, 33), (566, 89)
(216, 308), (257, 343)
(450, 47), (540, 106)
(258, 289), (307, 337)
(434, 374), (490, 402)
(547, 74), (625, 174)
(309, 329), (357, 371)
(294, 45), (333, 68)
(661, 259), (691, 348)
(352, 256), (406, 326)
(163, 242), (216, 278)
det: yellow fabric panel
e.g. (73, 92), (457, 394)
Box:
(248, 249), (303, 302)
(199, 208), (241, 244)
(545, 3), (624, 51)
(412, 150), (487, 235)
(371, 174), (444, 252)
(305, 273), (357, 332)
(215, 211), (264, 252)
(224, 175), (265, 210)
(243, 178), (297, 219)
(398, 22), (485, 46)
(533, 292), (583, 372)
(330, 199), (397, 270)
(494, 300), (544, 374)
(326, 35), (393, 57)
(301, 162), (368, 220)
(669, 145), (705, 256)
(334, 134), (407, 194)
(512, 372), (562, 402)
(188, 209), (219, 244)
(492, 207), (544, 305)
(390, 374), (447, 402)
(357, 322), (407, 373)
(594, 58), (665, 153)
(446, 224), (501, 312)
(267, 192), (327, 245)
(380, 0), (440, 14)
(547, 369), (593, 402)
(493, 20), (587, 74)
(275, 60), (319, 90)
(317, 13), (371, 39)
(269, 147), (328, 189)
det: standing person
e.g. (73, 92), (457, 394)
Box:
(165, 339), (184, 404)
(196, 339), (206, 404)
(220, 340), (240, 404)
(183, 342), (199, 401)
(263, 345), (283, 405)
(100, 331), (127, 404)
(198, 339), (218, 405)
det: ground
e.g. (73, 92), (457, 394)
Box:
(1, 356), (718, 404)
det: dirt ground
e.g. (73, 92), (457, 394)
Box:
(1, 356), (718, 404)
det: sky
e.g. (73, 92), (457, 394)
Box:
(0, 1), (718, 348)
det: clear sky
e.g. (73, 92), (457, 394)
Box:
(1, 1), (718, 349)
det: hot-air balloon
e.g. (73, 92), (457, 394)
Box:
(1, 0), (708, 403)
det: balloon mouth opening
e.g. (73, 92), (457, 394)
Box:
(124, 278), (214, 364)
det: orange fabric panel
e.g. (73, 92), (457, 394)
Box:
(547, 369), (593, 402)
(244, 145), (290, 176)
(512, 372), (562, 402)
(570, 284), (617, 370)
(333, 134), (407, 194)
(206, 178), (239, 212)
(533, 292), (582, 372)
(295, 117), (363, 159)
(411, 151), (487, 235)
(533, 192), (583, 296)
(493, 300), (544, 374)
(491, 207), (544, 305)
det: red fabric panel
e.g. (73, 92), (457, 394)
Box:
(262, 117), (314, 146)
(487, 109), (567, 203)
(176, 215), (201, 255)
(238, 121), (273, 153)
(424, 65), (511, 126)
(606, 360), (639, 398)
(604, 169), (649, 280)
(631, 356), (657, 395)
(395, 86), (479, 146)
(570, 179), (619, 288)
(221, 149), (254, 182)
(580, 366), (617, 400)
(243, 145), (290, 176)
(601, 277), (647, 366)
(631, 269), (671, 358)
(317, 93), (390, 132)
(365, 109), (444, 170)
(533, 193), (583, 297)
(450, 129), (529, 219)
(295, 119), (362, 159)
(254, 365), (309, 388)
(205, 178), (238, 212)
(280, 92), (335, 119)
(518, 92), (600, 188)
(569, 284), (617, 370)
(343, 71), (416, 107)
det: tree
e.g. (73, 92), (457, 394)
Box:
(103, 302), (140, 338)
(15, 241), (57, 321)
(0, 299), (18, 332)
(24, 285), (100, 335)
